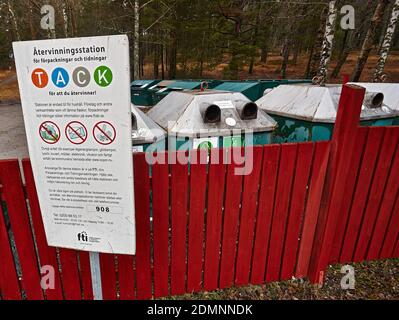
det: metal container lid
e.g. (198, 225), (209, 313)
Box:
(147, 91), (277, 138)
(256, 84), (399, 123)
(131, 104), (166, 145)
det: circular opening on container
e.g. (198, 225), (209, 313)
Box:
(243, 102), (258, 119)
(205, 104), (221, 123)
(372, 93), (384, 108)
(132, 114), (138, 130)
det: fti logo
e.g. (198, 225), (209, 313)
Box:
(77, 231), (88, 242)
(31, 66), (113, 88)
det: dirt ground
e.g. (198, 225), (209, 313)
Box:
(169, 259), (399, 300)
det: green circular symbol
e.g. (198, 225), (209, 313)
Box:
(94, 66), (113, 87)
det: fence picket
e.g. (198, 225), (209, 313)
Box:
(152, 152), (170, 297)
(99, 253), (117, 300)
(22, 160), (63, 300)
(0, 160), (43, 299)
(354, 128), (399, 262)
(170, 151), (189, 296)
(380, 195), (399, 259)
(204, 148), (226, 291)
(117, 254), (135, 300)
(295, 142), (330, 278)
(219, 153), (244, 289)
(0, 201), (21, 299)
(187, 149), (207, 293)
(235, 146), (263, 286)
(58, 248), (82, 300)
(250, 145), (280, 284)
(133, 153), (152, 299)
(266, 144), (297, 282)
(367, 146), (399, 260)
(280, 143), (313, 280)
(330, 128), (368, 263)
(340, 128), (385, 263)
(78, 251), (93, 300)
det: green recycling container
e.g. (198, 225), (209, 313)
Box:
(131, 79), (161, 106)
(256, 84), (399, 143)
(148, 90), (277, 152)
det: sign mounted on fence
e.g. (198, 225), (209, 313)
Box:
(13, 35), (136, 255)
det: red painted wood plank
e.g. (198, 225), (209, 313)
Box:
(0, 160), (43, 299)
(58, 248), (82, 300)
(394, 237), (399, 258)
(235, 146), (263, 286)
(250, 145), (280, 284)
(295, 142), (330, 278)
(78, 251), (93, 300)
(99, 253), (117, 300)
(380, 195), (399, 259)
(354, 128), (399, 262)
(152, 152), (170, 297)
(266, 144), (297, 282)
(219, 154), (244, 289)
(280, 143), (313, 280)
(367, 145), (399, 260)
(117, 254), (135, 300)
(22, 160), (63, 300)
(308, 85), (365, 283)
(152, 155), (169, 297)
(330, 128), (368, 263)
(340, 127), (385, 263)
(170, 151), (189, 296)
(0, 201), (21, 299)
(187, 149), (207, 293)
(133, 153), (152, 299)
(204, 148), (226, 291)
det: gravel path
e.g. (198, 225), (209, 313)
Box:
(0, 104), (29, 160)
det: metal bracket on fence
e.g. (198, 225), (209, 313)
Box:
(89, 252), (103, 300)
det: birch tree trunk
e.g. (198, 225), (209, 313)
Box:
(373, 0), (399, 82)
(352, 0), (390, 82)
(133, 0), (140, 80)
(306, 6), (328, 79)
(62, 2), (69, 37)
(316, 0), (337, 85)
(7, 0), (21, 41)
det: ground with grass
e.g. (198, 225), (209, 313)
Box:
(166, 259), (399, 300)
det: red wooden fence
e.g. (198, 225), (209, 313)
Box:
(0, 84), (398, 300)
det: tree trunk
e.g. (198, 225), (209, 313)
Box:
(133, 0), (140, 80)
(307, 6), (329, 79)
(7, 0), (21, 41)
(373, 0), (399, 82)
(280, 38), (290, 79)
(62, 2), (69, 37)
(316, 0), (338, 85)
(331, 29), (352, 78)
(161, 43), (165, 79)
(169, 35), (177, 79)
(27, 0), (36, 39)
(69, 0), (78, 36)
(352, 0), (390, 82)
(260, 47), (268, 63)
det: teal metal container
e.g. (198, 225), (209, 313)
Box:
(147, 80), (177, 107)
(257, 84), (399, 143)
(148, 90), (277, 152)
(131, 79), (161, 106)
(213, 81), (262, 101)
(153, 81), (204, 105)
